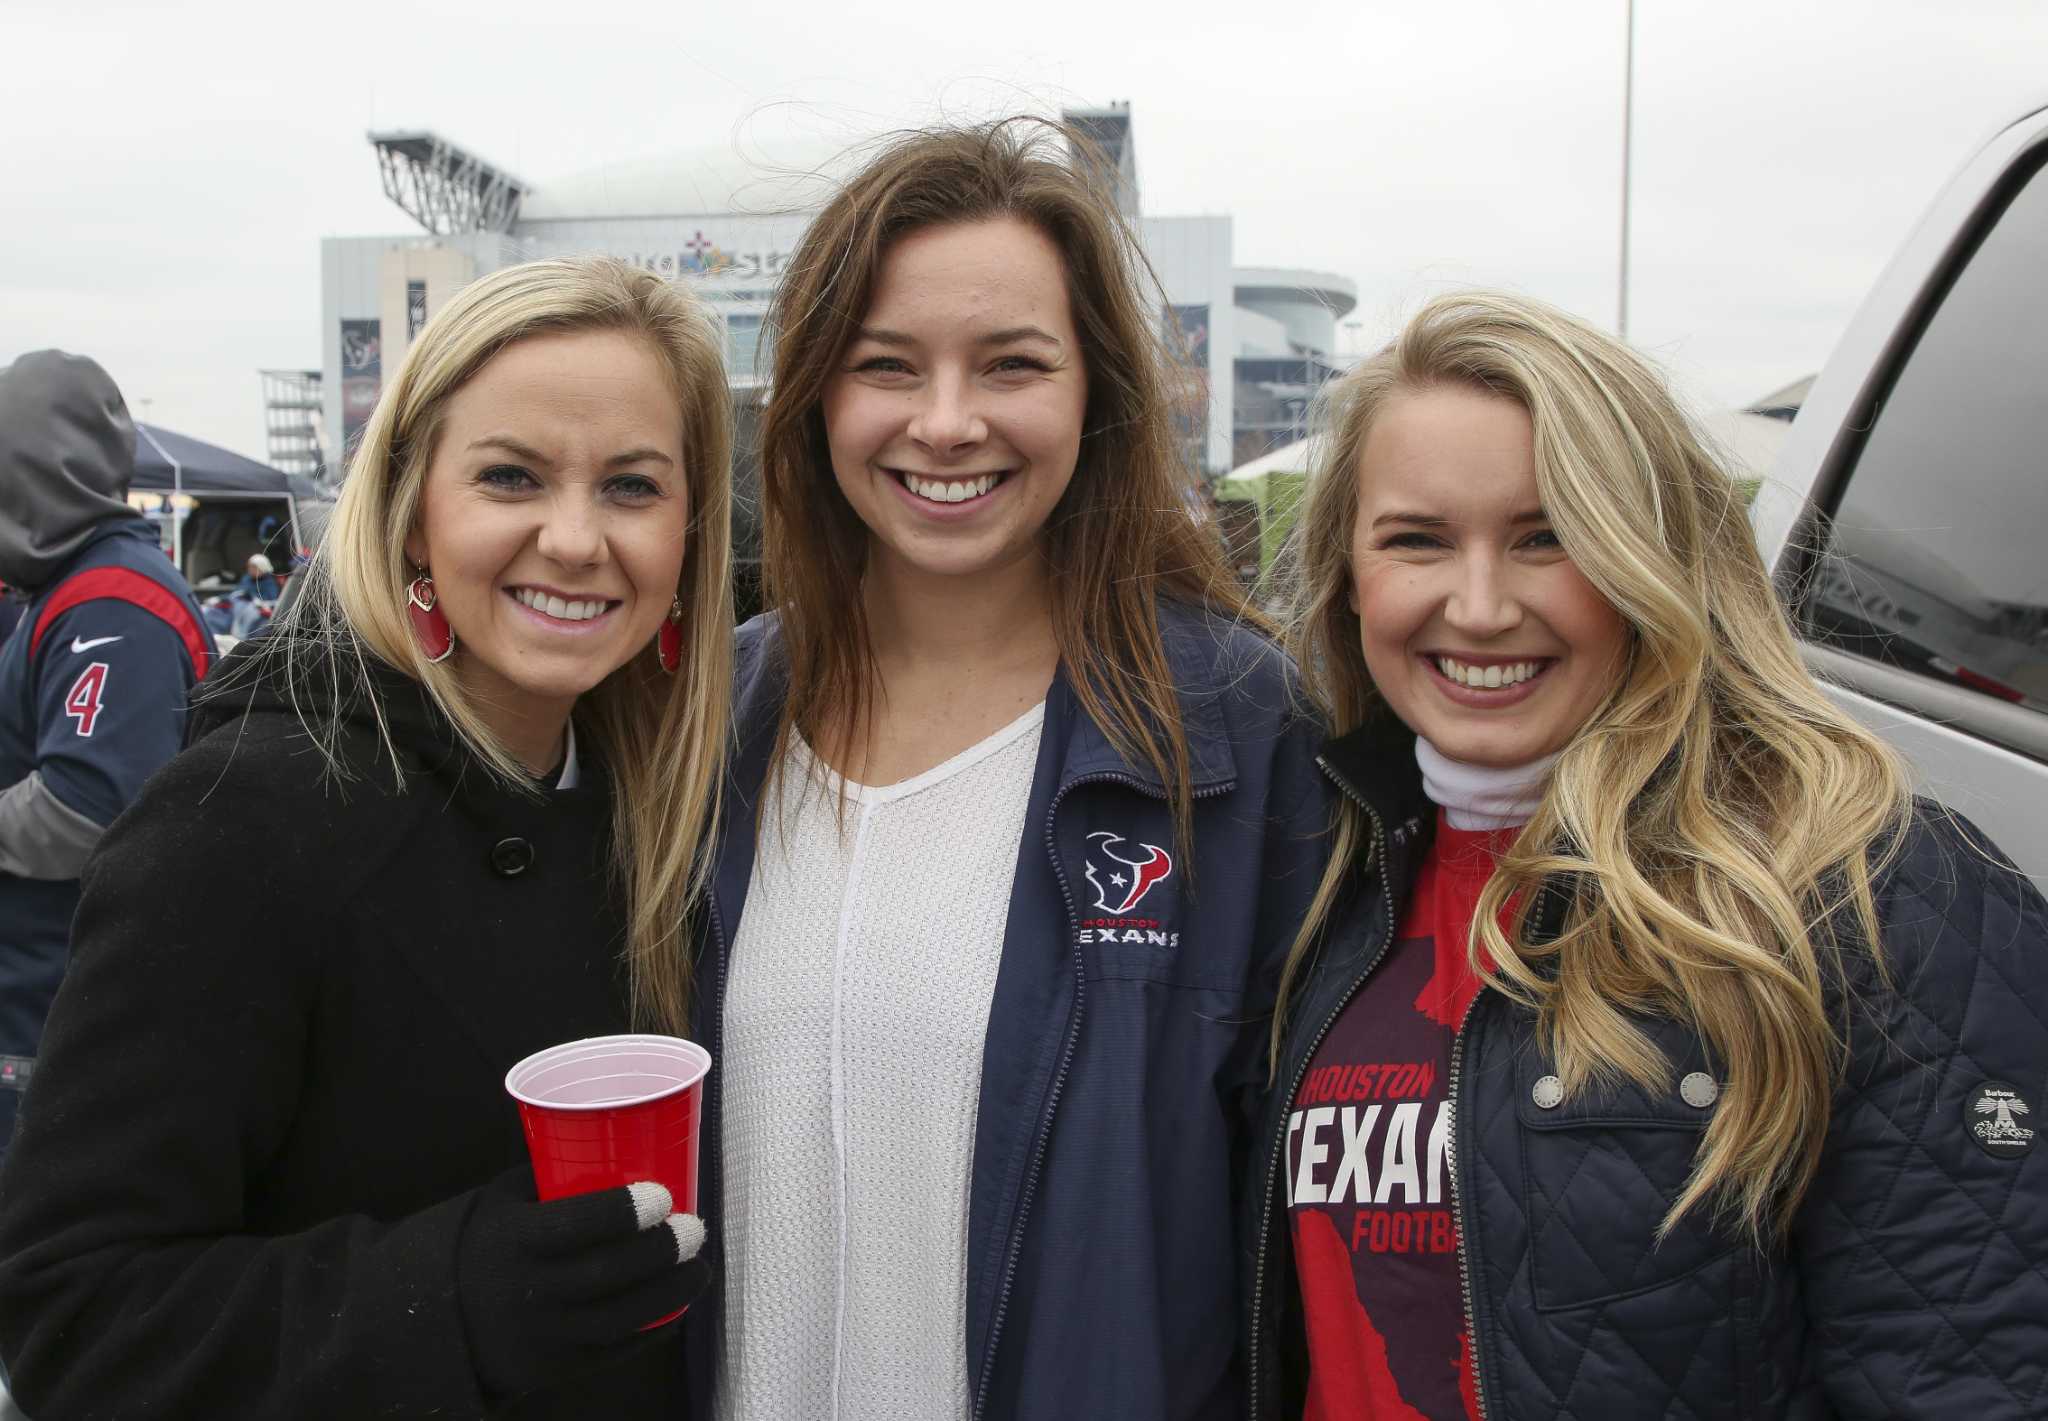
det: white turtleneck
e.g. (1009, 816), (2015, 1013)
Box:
(1414, 738), (1556, 831)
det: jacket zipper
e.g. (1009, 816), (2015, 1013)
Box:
(702, 883), (732, 1366)
(1446, 881), (1574, 1421)
(1445, 985), (1492, 1421)
(971, 771), (1234, 1421)
(1247, 759), (1391, 1421)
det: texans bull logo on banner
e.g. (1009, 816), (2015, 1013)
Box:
(1084, 831), (1174, 913)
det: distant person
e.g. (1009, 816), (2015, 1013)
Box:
(256, 512), (300, 574)
(235, 551), (281, 602)
(0, 351), (212, 1155)
(229, 551), (280, 639)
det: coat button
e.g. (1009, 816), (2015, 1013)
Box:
(1531, 1074), (1565, 1109)
(1680, 1072), (1719, 1108)
(490, 837), (535, 877)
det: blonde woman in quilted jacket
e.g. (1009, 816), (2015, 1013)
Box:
(1247, 290), (2048, 1420)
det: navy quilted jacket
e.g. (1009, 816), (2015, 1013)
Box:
(1248, 722), (2048, 1420)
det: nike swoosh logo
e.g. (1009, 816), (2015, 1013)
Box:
(70, 636), (123, 653)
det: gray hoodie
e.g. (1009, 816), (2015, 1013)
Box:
(0, 351), (137, 592)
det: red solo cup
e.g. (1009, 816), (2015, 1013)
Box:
(505, 1034), (712, 1328)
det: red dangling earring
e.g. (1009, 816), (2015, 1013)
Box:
(407, 571), (455, 664)
(656, 599), (683, 675)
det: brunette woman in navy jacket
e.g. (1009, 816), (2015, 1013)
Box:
(684, 119), (1334, 1421)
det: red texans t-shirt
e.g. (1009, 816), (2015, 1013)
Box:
(1287, 813), (1513, 1421)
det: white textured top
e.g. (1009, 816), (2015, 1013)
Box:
(716, 703), (1046, 1421)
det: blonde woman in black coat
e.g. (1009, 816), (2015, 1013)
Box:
(0, 256), (734, 1419)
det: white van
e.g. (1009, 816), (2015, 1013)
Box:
(1753, 100), (2048, 889)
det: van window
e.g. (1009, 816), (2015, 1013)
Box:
(1800, 152), (2048, 726)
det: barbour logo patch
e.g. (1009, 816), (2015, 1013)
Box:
(1966, 1081), (2035, 1159)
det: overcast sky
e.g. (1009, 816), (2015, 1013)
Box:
(4, 0), (2041, 461)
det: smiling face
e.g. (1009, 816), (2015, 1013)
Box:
(404, 328), (689, 754)
(820, 217), (1088, 588)
(1348, 383), (1631, 767)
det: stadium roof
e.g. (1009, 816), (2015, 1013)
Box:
(381, 106), (1145, 228)
(369, 130), (530, 234)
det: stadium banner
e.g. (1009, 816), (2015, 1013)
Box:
(406, 281), (428, 340)
(340, 319), (383, 453)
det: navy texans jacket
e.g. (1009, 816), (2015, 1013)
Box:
(684, 604), (1333, 1421)
(1248, 720), (2048, 1420)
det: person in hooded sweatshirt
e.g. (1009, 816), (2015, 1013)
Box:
(0, 257), (734, 1418)
(0, 350), (212, 1155)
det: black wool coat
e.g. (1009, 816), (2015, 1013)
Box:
(0, 645), (688, 1419)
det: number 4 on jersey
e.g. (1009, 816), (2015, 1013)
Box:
(65, 661), (110, 737)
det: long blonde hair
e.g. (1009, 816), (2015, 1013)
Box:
(266, 256), (732, 1033)
(1278, 291), (1910, 1240)
(759, 118), (1257, 850)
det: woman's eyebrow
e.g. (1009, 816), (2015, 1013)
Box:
(977, 325), (1061, 347)
(466, 434), (550, 462)
(852, 325), (1061, 347)
(606, 448), (675, 468)
(1368, 508), (1547, 530)
(1370, 510), (1447, 530)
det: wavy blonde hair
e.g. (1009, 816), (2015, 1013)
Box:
(758, 118), (1258, 851)
(1276, 291), (1910, 1240)
(266, 256), (732, 1033)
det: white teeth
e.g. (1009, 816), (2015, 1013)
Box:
(1435, 657), (1541, 689)
(903, 472), (998, 504)
(514, 589), (609, 622)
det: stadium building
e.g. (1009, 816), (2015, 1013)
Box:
(303, 106), (1355, 578)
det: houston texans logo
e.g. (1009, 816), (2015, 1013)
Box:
(1084, 831), (1174, 914)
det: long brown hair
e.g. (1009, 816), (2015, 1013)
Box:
(759, 117), (1254, 845)
(1276, 291), (1910, 1240)
(273, 256), (733, 1034)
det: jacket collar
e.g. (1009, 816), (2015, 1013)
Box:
(1324, 714), (1581, 948)
(727, 600), (1241, 801)
(190, 633), (495, 788)
(1057, 601), (1237, 793)
(1318, 712), (1430, 838)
